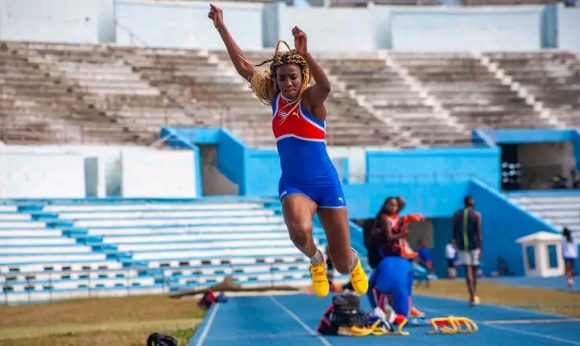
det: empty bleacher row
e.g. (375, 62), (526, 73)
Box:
(485, 51), (580, 127)
(322, 55), (471, 147)
(508, 191), (580, 238)
(392, 52), (552, 130)
(0, 198), (330, 304)
(0, 44), (139, 144)
(1, 40), (578, 148)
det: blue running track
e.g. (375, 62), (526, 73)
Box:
(189, 293), (580, 346)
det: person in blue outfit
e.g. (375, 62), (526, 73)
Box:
(367, 256), (413, 317)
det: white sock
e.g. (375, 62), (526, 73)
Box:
(350, 248), (359, 271)
(310, 249), (324, 265)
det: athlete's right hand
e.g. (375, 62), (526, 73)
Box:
(208, 4), (225, 30)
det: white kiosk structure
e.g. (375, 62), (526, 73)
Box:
(516, 232), (564, 277)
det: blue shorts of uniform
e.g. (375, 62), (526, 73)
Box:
(278, 176), (346, 209)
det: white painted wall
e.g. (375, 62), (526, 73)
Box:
(0, 145), (198, 198)
(121, 149), (197, 197)
(0, 0), (572, 52)
(391, 5), (544, 51)
(263, 3), (395, 51)
(115, 0), (263, 49)
(558, 5), (580, 50)
(327, 146), (395, 183)
(0, 151), (86, 198)
(275, 6), (376, 51)
(519, 237), (564, 277)
(0, 0), (114, 43)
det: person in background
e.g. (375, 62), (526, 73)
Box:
(453, 196), (483, 306)
(562, 227), (577, 289)
(417, 239), (436, 281)
(445, 239), (458, 279)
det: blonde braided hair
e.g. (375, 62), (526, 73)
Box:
(248, 40), (311, 107)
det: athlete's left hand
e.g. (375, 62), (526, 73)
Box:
(292, 26), (308, 56)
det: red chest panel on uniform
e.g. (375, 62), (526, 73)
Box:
(271, 94), (325, 142)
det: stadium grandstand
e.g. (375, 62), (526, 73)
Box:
(0, 0), (578, 345)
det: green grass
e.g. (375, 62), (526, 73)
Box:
(0, 295), (204, 345)
(414, 279), (580, 318)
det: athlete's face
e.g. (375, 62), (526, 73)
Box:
(276, 64), (302, 100)
(384, 199), (398, 214)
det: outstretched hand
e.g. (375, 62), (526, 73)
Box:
(208, 4), (225, 30)
(292, 26), (308, 56)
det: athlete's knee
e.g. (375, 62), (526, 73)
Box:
(332, 255), (354, 274)
(288, 222), (313, 248)
(465, 267), (475, 280)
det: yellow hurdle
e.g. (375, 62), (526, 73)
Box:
(427, 316), (478, 335)
(369, 315), (477, 336)
(451, 316), (479, 333)
(370, 317), (410, 336)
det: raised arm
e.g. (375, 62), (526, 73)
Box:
(208, 4), (254, 81)
(292, 26), (330, 107)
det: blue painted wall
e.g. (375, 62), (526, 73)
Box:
(572, 130), (580, 171)
(432, 217), (454, 278)
(167, 128), (281, 196)
(366, 147), (500, 189)
(160, 127), (579, 278)
(217, 129), (248, 194)
(479, 128), (576, 144)
(167, 128), (503, 207)
(467, 179), (559, 276)
(343, 181), (468, 220)
(541, 4), (558, 49)
(244, 150), (280, 197)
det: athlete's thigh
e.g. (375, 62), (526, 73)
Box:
(282, 193), (318, 230)
(318, 207), (351, 260)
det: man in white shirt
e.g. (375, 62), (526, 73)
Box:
(445, 239), (458, 279)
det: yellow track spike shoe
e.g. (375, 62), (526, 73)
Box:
(309, 261), (330, 298)
(349, 258), (368, 295)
